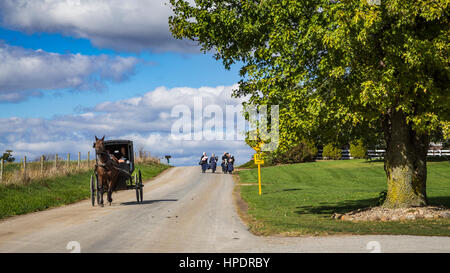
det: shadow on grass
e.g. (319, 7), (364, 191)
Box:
(295, 197), (378, 216)
(283, 188), (302, 192)
(121, 199), (178, 206)
(294, 196), (450, 216)
(264, 188), (303, 194)
(428, 196), (450, 207)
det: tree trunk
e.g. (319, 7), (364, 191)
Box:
(382, 109), (429, 208)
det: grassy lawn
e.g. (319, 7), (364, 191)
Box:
(237, 159), (450, 236)
(0, 162), (170, 220)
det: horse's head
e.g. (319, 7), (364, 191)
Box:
(94, 135), (106, 154)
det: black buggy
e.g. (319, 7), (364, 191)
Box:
(89, 140), (144, 206)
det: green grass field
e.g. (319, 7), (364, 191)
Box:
(0, 162), (170, 220)
(237, 160), (450, 236)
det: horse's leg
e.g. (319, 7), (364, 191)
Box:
(107, 186), (113, 206)
(107, 175), (114, 206)
(98, 176), (105, 207)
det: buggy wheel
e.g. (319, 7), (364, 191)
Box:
(95, 174), (100, 204)
(138, 170), (143, 202)
(135, 173), (140, 203)
(90, 175), (95, 206)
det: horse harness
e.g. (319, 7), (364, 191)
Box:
(95, 150), (122, 173)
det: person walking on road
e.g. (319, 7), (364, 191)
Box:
(221, 152), (228, 173)
(227, 154), (235, 174)
(200, 152), (208, 173)
(209, 153), (218, 173)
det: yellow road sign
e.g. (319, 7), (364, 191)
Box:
(252, 141), (264, 152)
(254, 153), (264, 165)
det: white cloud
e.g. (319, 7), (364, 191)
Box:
(0, 0), (197, 53)
(0, 84), (253, 166)
(0, 43), (139, 102)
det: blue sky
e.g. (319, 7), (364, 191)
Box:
(0, 28), (242, 118)
(0, 0), (253, 166)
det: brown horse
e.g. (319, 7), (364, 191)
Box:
(93, 136), (120, 206)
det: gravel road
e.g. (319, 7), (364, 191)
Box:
(0, 166), (448, 253)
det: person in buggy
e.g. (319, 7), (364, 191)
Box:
(199, 152), (209, 173)
(209, 153), (218, 173)
(227, 154), (235, 174)
(116, 147), (127, 163)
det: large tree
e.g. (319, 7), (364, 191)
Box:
(169, 0), (449, 208)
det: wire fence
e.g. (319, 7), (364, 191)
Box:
(0, 151), (159, 186)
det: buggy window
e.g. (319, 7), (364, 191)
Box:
(105, 144), (130, 160)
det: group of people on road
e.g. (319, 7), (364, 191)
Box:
(199, 152), (235, 174)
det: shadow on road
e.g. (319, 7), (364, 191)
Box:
(120, 199), (178, 206)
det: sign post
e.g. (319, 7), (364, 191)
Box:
(252, 142), (264, 196)
(258, 159), (262, 195)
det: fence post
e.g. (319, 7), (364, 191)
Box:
(67, 153), (70, 170)
(40, 155), (44, 176)
(23, 156), (27, 182)
(55, 153), (58, 169)
(78, 152), (81, 170)
(0, 158), (3, 184)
